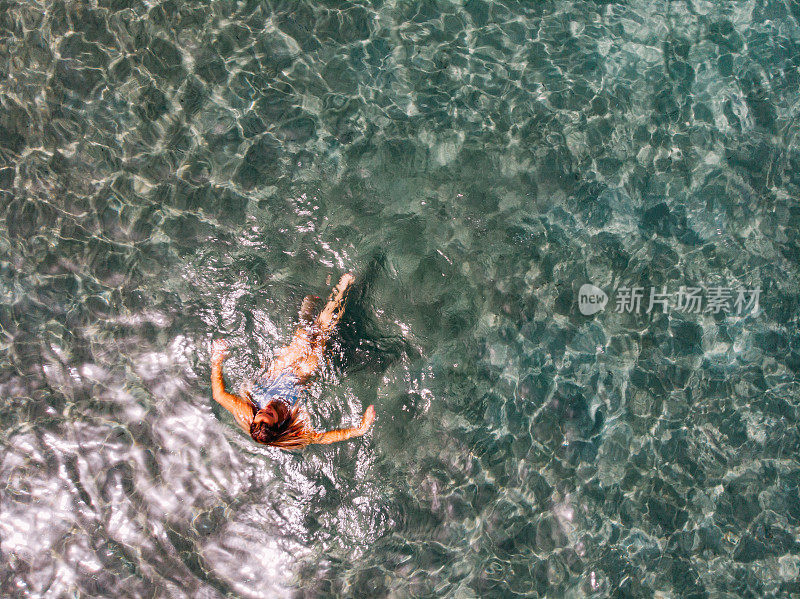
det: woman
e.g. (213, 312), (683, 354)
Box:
(210, 273), (376, 450)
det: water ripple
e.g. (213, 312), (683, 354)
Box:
(2, 0), (800, 597)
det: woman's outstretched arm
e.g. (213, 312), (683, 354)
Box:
(211, 339), (255, 433)
(310, 405), (376, 445)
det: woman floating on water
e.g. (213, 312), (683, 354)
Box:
(210, 273), (376, 450)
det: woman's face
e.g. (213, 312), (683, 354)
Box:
(253, 402), (280, 426)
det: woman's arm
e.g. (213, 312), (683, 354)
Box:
(211, 339), (255, 433)
(310, 405), (376, 445)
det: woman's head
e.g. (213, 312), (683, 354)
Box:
(249, 400), (312, 450)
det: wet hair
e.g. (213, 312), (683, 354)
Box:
(249, 400), (315, 450)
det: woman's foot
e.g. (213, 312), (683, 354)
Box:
(299, 295), (319, 325)
(316, 273), (355, 334)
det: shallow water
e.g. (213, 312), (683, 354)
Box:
(2, 0), (800, 597)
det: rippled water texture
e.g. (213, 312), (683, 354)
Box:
(2, 0), (800, 597)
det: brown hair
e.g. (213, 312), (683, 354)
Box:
(249, 400), (317, 450)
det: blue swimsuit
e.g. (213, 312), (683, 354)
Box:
(248, 370), (302, 410)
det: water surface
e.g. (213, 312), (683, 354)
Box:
(1, 0), (800, 597)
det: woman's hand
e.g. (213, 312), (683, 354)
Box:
(358, 405), (376, 434)
(312, 406), (377, 445)
(211, 338), (228, 365)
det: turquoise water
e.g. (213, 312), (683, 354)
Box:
(2, 0), (800, 597)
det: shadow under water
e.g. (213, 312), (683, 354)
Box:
(331, 253), (420, 377)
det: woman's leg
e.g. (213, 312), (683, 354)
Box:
(315, 273), (354, 335)
(261, 295), (319, 370)
(268, 327), (318, 380)
(299, 295), (319, 325)
(267, 274), (354, 381)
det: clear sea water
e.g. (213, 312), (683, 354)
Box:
(2, 1), (800, 597)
